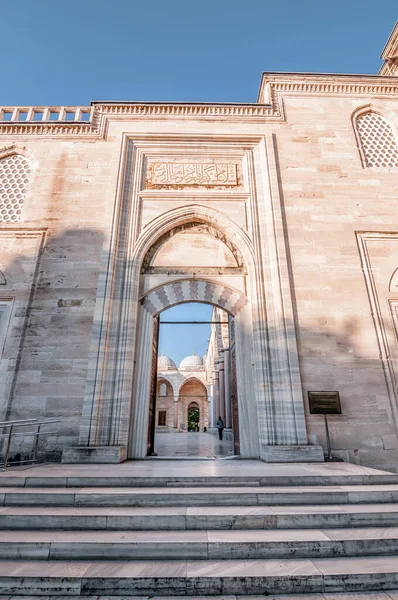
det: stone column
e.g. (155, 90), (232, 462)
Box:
(173, 395), (179, 429)
(209, 383), (214, 427)
(224, 348), (231, 428)
(212, 374), (219, 426)
(218, 361), (225, 422)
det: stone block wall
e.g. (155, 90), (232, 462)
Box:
(276, 94), (398, 471)
(0, 75), (397, 469)
(0, 138), (120, 459)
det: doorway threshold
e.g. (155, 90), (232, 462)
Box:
(145, 455), (216, 461)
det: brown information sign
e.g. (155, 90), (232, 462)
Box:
(308, 391), (342, 415)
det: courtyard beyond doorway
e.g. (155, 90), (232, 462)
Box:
(150, 302), (239, 459)
(154, 431), (233, 458)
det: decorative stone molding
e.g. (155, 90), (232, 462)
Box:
(0, 143), (36, 166)
(258, 74), (398, 105)
(75, 133), (309, 462)
(142, 221), (245, 271)
(0, 106), (94, 138)
(356, 231), (398, 437)
(1, 74), (398, 138)
(0, 143), (25, 159)
(142, 279), (248, 317)
(390, 268), (398, 293)
(389, 300), (398, 347)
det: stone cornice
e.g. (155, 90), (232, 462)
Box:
(257, 72), (398, 104)
(1, 73), (398, 139)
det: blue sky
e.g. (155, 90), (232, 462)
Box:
(2, 1), (396, 361)
(159, 304), (213, 366)
(1, 0), (396, 106)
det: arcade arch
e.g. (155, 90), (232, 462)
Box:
(179, 378), (208, 432)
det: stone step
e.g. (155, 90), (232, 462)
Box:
(2, 484), (398, 507)
(1, 472), (398, 488)
(1, 527), (398, 560)
(2, 595), (398, 600)
(0, 556), (398, 595)
(2, 503), (398, 530)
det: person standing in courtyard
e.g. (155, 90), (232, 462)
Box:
(217, 416), (224, 440)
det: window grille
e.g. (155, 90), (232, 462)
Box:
(356, 112), (398, 168)
(0, 154), (31, 222)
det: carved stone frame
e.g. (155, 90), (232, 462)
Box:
(64, 133), (315, 463)
(356, 231), (398, 434)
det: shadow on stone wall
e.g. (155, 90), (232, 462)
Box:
(296, 314), (398, 472)
(0, 227), (104, 462)
(0, 226), (397, 471)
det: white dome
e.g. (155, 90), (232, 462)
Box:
(157, 355), (177, 370)
(179, 353), (204, 370)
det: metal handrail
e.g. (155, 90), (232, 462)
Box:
(0, 419), (38, 426)
(0, 419), (60, 426)
(0, 419), (60, 471)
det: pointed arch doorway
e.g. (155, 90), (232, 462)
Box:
(71, 202), (311, 465)
(128, 208), (259, 459)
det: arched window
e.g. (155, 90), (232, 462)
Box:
(159, 382), (168, 397)
(0, 154), (31, 222)
(355, 111), (398, 168)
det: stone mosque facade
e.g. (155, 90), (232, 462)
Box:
(0, 24), (398, 469)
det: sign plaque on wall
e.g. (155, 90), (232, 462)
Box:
(308, 391), (342, 461)
(308, 391), (342, 415)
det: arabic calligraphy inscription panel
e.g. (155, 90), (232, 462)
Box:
(145, 160), (240, 189)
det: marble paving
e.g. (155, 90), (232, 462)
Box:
(0, 458), (393, 480)
(154, 431), (233, 458)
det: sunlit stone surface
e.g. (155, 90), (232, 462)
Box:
(0, 23), (398, 473)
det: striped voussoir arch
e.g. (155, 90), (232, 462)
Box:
(142, 279), (248, 316)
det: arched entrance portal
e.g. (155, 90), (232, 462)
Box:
(128, 210), (257, 459)
(74, 203), (311, 465)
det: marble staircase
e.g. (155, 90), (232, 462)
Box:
(1, 465), (398, 597)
